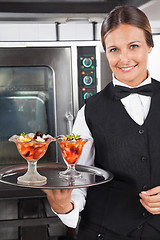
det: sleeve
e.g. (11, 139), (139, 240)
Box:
(53, 105), (95, 228)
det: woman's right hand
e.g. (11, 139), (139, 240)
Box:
(42, 188), (74, 214)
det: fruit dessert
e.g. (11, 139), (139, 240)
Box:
(14, 131), (53, 161)
(58, 134), (88, 165)
(9, 131), (55, 185)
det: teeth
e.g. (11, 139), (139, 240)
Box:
(121, 66), (134, 71)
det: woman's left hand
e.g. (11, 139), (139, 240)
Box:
(139, 186), (160, 214)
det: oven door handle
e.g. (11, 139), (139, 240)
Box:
(66, 112), (74, 135)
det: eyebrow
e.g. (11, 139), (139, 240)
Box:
(106, 41), (141, 50)
(129, 41), (141, 45)
(106, 45), (117, 50)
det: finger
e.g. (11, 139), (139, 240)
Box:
(41, 189), (62, 199)
(41, 189), (51, 194)
(142, 186), (160, 196)
(140, 198), (160, 208)
(140, 199), (160, 214)
(41, 189), (59, 194)
(41, 188), (73, 200)
(56, 188), (73, 196)
(139, 192), (160, 203)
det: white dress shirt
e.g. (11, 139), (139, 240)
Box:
(53, 74), (152, 228)
(113, 75), (151, 126)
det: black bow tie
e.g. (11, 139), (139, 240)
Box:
(114, 84), (153, 100)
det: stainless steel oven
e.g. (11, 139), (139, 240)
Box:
(0, 42), (101, 168)
(0, 41), (101, 239)
(0, 47), (73, 166)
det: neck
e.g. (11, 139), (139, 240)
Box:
(114, 71), (149, 87)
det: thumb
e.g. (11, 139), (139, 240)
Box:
(141, 186), (160, 196)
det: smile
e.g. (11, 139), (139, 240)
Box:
(119, 65), (137, 72)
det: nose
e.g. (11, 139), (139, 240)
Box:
(119, 49), (130, 64)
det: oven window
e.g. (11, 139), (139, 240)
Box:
(0, 66), (56, 167)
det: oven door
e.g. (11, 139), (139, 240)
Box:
(0, 47), (73, 197)
(0, 47), (73, 135)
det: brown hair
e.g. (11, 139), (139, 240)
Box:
(101, 5), (154, 51)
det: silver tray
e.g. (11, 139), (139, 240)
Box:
(0, 163), (113, 189)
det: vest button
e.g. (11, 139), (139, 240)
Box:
(142, 185), (148, 191)
(141, 156), (146, 161)
(98, 233), (104, 239)
(139, 129), (144, 134)
(138, 225), (143, 230)
(142, 212), (148, 218)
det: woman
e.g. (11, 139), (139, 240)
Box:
(43, 6), (160, 239)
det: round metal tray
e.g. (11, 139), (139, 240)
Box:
(0, 163), (113, 189)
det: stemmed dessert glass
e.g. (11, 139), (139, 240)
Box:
(56, 135), (88, 179)
(9, 133), (55, 185)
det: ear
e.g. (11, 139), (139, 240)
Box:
(148, 46), (152, 54)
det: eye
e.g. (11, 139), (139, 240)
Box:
(130, 44), (139, 49)
(110, 47), (118, 53)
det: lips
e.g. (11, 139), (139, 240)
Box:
(119, 64), (137, 72)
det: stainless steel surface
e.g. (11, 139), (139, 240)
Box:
(0, 41), (102, 118)
(65, 112), (74, 135)
(0, 47), (73, 165)
(1, 94), (48, 135)
(0, 163), (114, 189)
(0, 42), (103, 204)
(0, 0), (151, 22)
(0, 64), (57, 168)
(0, 47), (72, 137)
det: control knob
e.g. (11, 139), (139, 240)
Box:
(82, 58), (92, 68)
(83, 75), (93, 86)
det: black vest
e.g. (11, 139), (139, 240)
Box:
(82, 78), (160, 235)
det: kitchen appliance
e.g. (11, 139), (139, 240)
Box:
(78, 46), (97, 108)
(0, 41), (101, 239)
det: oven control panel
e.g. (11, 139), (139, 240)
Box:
(77, 46), (97, 108)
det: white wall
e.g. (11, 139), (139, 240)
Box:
(0, 23), (57, 41)
(148, 35), (160, 81)
(0, 22), (102, 41)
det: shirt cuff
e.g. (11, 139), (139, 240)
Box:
(51, 201), (80, 228)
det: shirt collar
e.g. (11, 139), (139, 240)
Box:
(112, 73), (152, 88)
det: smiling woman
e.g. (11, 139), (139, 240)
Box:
(104, 24), (152, 87)
(43, 6), (160, 240)
(101, 5), (154, 87)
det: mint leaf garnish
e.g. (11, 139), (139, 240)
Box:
(66, 134), (81, 140)
(21, 132), (27, 137)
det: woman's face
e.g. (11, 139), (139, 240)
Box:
(105, 24), (152, 87)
